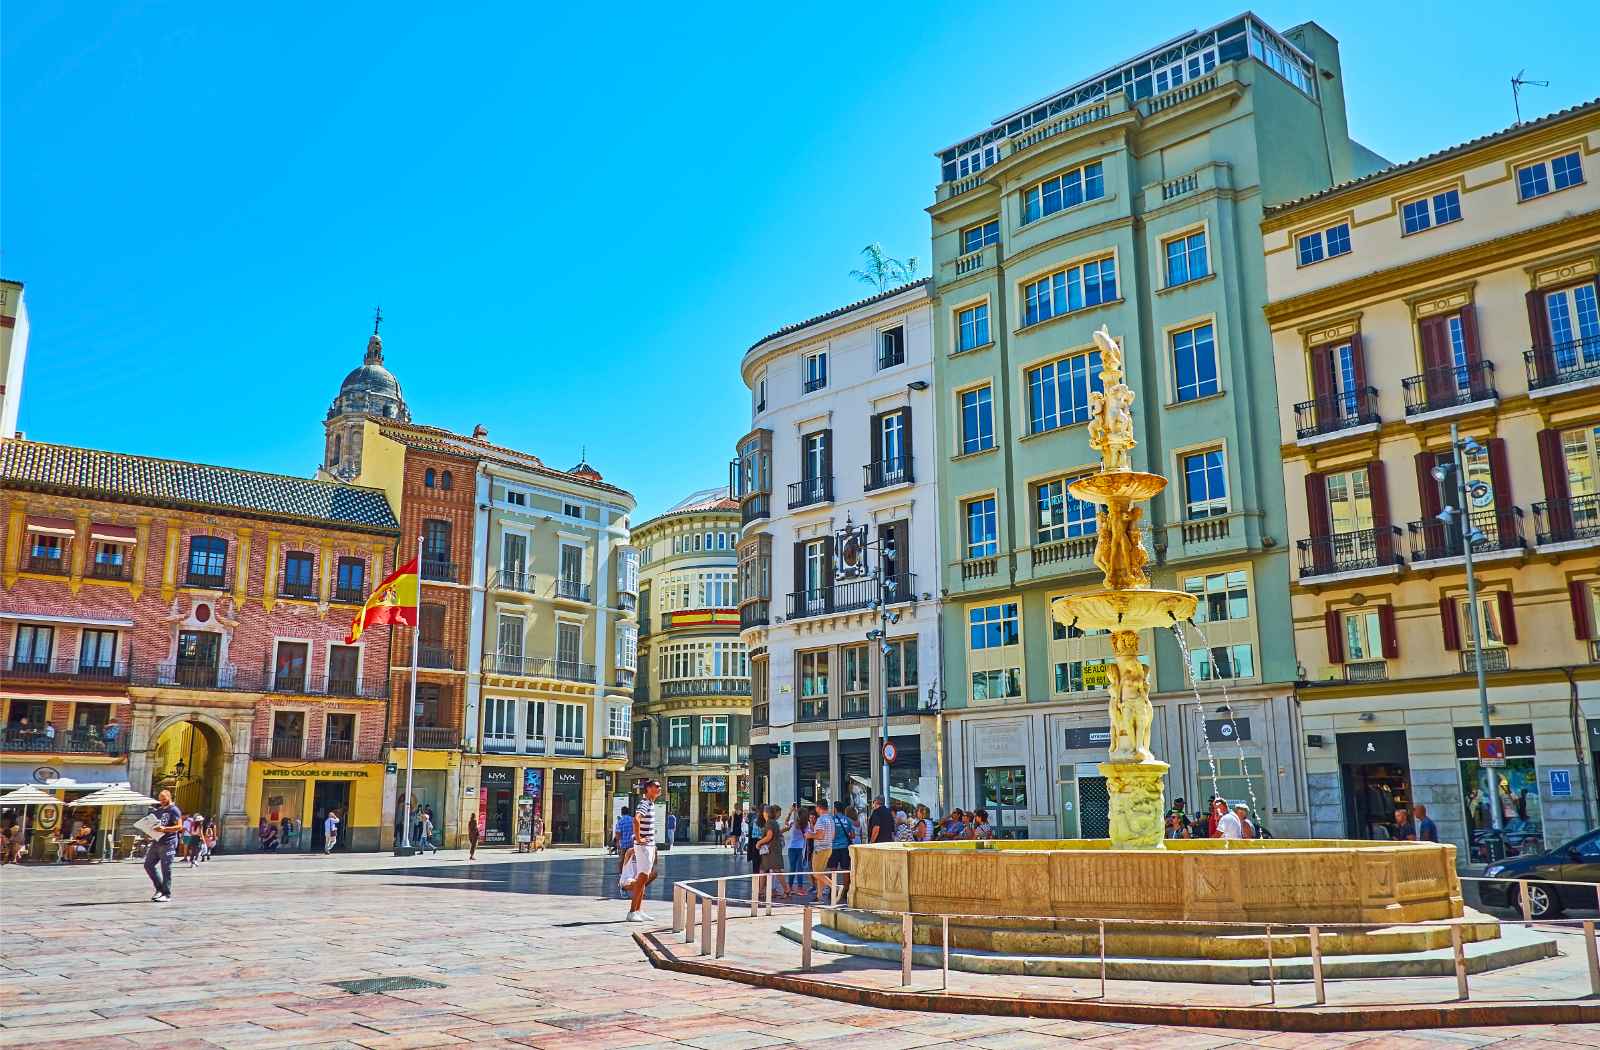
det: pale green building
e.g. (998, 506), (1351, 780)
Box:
(929, 16), (1387, 838)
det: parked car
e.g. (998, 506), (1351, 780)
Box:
(1479, 827), (1600, 919)
(1470, 818), (1545, 863)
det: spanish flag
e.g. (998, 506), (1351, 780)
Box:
(345, 555), (420, 644)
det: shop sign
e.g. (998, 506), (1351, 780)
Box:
(1454, 723), (1535, 759)
(700, 776), (727, 793)
(522, 767), (543, 802)
(482, 767), (514, 785)
(1062, 726), (1111, 751)
(32, 766), (60, 783)
(1336, 730), (1408, 765)
(1589, 719), (1600, 749)
(766, 742), (791, 758)
(386, 763), (398, 774)
(1550, 769), (1573, 798)
(1204, 718), (1251, 743)
(555, 770), (581, 785)
(973, 722), (1025, 764)
(263, 768), (369, 778)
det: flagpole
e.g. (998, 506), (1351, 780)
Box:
(403, 534), (419, 852)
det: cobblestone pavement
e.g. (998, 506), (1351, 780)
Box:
(1, 847), (1593, 1049)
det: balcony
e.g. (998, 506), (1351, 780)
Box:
(1460, 648), (1509, 674)
(863, 457), (914, 492)
(1343, 661), (1388, 683)
(787, 476), (832, 510)
(741, 493), (771, 525)
(392, 726), (459, 750)
(481, 653), (594, 683)
(553, 737), (585, 757)
(332, 584), (365, 604)
(87, 560), (132, 581)
(605, 739), (629, 760)
(666, 746), (693, 765)
(1297, 527), (1403, 579)
(802, 375), (827, 395)
(264, 672), (387, 699)
(660, 678), (750, 699)
(1028, 535), (1096, 574)
(841, 694), (870, 719)
(1294, 388), (1380, 441)
(698, 745), (731, 764)
(1526, 338), (1600, 393)
(270, 670), (309, 694)
(492, 569), (537, 594)
(887, 691), (927, 715)
(2, 656), (131, 684)
(421, 559), (458, 583)
(1, 728), (123, 755)
(959, 555), (1000, 582)
(740, 600), (770, 631)
(555, 578), (591, 602)
(1407, 508), (1525, 562)
(752, 703), (769, 728)
(1533, 495), (1600, 546)
(252, 734), (304, 760)
(280, 580), (316, 600)
(1402, 362), (1497, 417)
(184, 570), (227, 590)
(785, 573), (917, 620)
(143, 662), (261, 691)
(321, 738), (373, 762)
(25, 554), (67, 576)
(798, 697), (829, 722)
(417, 645), (455, 670)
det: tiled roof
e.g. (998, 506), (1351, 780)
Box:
(746, 279), (931, 356)
(1266, 97), (1600, 216)
(0, 440), (400, 534)
(635, 487), (739, 533)
(376, 421), (632, 500)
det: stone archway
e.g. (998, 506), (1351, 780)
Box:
(147, 713), (232, 820)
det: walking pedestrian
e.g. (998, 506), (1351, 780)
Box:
(829, 801), (856, 892)
(867, 797), (894, 844)
(467, 813), (480, 861)
(142, 790), (182, 902)
(806, 801), (834, 899)
(201, 818), (217, 860)
(783, 804), (807, 893)
(612, 806), (634, 889)
(183, 813), (203, 867)
(1413, 804), (1439, 843)
(757, 805), (787, 900)
(323, 808), (340, 854)
(621, 780), (661, 922)
(418, 810), (436, 854)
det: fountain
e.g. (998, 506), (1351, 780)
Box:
(825, 326), (1561, 973)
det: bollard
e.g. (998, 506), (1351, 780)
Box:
(1451, 922), (1469, 1000)
(716, 892), (728, 959)
(700, 888), (713, 956)
(1518, 879), (1534, 927)
(683, 892), (696, 945)
(901, 913), (913, 987)
(1098, 920), (1107, 999)
(941, 915), (950, 991)
(1265, 923), (1275, 1007)
(1586, 920), (1600, 997)
(1308, 925), (1326, 1005)
(801, 905), (813, 971)
(672, 885), (683, 933)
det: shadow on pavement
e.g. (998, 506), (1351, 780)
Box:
(348, 851), (753, 902)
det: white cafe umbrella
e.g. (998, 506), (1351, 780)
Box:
(0, 785), (60, 806)
(66, 784), (159, 860)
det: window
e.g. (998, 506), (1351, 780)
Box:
(328, 645), (360, 694)
(1164, 231), (1208, 286)
(335, 557), (365, 600)
(959, 386), (994, 454)
(976, 766), (1028, 835)
(563, 502), (582, 518)
(1342, 610), (1383, 663)
(878, 325), (906, 370)
(668, 716), (692, 749)
(971, 668), (1022, 701)
(1189, 569), (1249, 623)
(969, 602), (1020, 649)
(842, 644), (870, 716)
(802, 432), (827, 482)
(1517, 150), (1584, 200)
(961, 220), (1000, 254)
(422, 520), (451, 563)
(556, 621), (583, 674)
(186, 536), (227, 586)
(559, 543), (583, 585)
(1247, 22), (1314, 93)
(885, 637), (918, 712)
(715, 531), (727, 550)
(1187, 642), (1255, 681)
(798, 649), (829, 720)
(419, 603), (445, 646)
(27, 533), (63, 570)
(12, 624), (53, 669)
(554, 703), (585, 748)
(1402, 188), (1461, 234)
(964, 497), (998, 558)
(424, 468), (436, 487)
(699, 714), (729, 747)
(1182, 448), (1227, 519)
(273, 641), (309, 691)
(1296, 222), (1352, 266)
(754, 372), (767, 413)
(1183, 569), (1255, 682)
(607, 703), (629, 740)
(79, 629), (117, 673)
(1022, 256), (1117, 326)
(956, 303), (990, 352)
(1022, 161), (1105, 223)
(496, 613), (525, 662)
(413, 683), (442, 726)
(803, 350), (828, 393)
(326, 712), (356, 747)
(484, 696), (517, 750)
(1170, 323), (1218, 403)
(1546, 284), (1600, 369)
(1326, 468), (1373, 535)
(91, 541), (126, 575)
(1033, 477), (1095, 544)
(441, 470), (453, 490)
(282, 551), (315, 597)
(1459, 595), (1506, 648)
(506, 490), (526, 506)
(942, 142), (998, 183)
(1027, 350), (1103, 433)
(1055, 656), (1112, 693)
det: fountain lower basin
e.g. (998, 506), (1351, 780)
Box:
(848, 839), (1464, 925)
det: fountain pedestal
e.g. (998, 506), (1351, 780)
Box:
(1100, 759), (1169, 850)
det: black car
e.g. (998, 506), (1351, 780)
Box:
(1478, 827), (1600, 919)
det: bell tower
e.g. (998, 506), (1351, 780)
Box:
(323, 308), (409, 482)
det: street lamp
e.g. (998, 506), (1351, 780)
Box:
(843, 512), (901, 805)
(1431, 422), (1505, 842)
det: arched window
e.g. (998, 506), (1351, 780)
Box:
(331, 434), (342, 466)
(441, 470), (454, 491)
(424, 468), (436, 488)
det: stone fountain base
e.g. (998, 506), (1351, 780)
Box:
(1101, 759), (1168, 850)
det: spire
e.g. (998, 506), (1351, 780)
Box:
(364, 307), (384, 365)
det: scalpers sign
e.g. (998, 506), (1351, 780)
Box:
(1454, 723), (1535, 759)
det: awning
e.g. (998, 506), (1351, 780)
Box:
(0, 785), (60, 806)
(0, 761), (130, 788)
(90, 524), (137, 542)
(25, 515), (76, 536)
(0, 613), (135, 628)
(70, 785), (154, 807)
(0, 691), (130, 705)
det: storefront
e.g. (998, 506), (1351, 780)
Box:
(886, 734), (923, 809)
(247, 761), (384, 852)
(1455, 723), (1543, 856)
(794, 741), (830, 805)
(1335, 730), (1411, 840)
(1053, 724), (1110, 839)
(1, 759), (132, 860)
(665, 775), (690, 843)
(479, 766), (515, 847)
(549, 768), (584, 845)
(696, 775), (728, 842)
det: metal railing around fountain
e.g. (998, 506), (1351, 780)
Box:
(659, 870), (1600, 1012)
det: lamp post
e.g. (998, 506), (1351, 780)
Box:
(843, 513), (901, 805)
(1432, 422), (1505, 841)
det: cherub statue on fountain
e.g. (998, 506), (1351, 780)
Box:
(1087, 326), (1136, 473)
(1104, 633), (1153, 764)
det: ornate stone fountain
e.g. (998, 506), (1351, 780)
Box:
(1049, 324), (1196, 850)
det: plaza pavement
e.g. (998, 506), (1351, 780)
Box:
(1, 845), (1594, 1049)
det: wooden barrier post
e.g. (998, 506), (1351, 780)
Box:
(672, 885), (683, 933)
(1308, 925), (1326, 1005)
(1451, 923), (1469, 1000)
(716, 892), (728, 959)
(1518, 879), (1534, 927)
(801, 905), (813, 971)
(901, 913), (913, 987)
(1098, 920), (1107, 999)
(700, 888), (713, 956)
(941, 915), (950, 991)
(1265, 923), (1275, 1007)
(683, 891), (696, 945)
(1586, 920), (1600, 997)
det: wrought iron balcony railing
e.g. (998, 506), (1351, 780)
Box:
(752, 703), (769, 728)
(184, 570), (227, 589)
(741, 492), (771, 525)
(740, 600), (770, 631)
(2, 656), (131, 683)
(787, 475), (833, 510)
(332, 584), (366, 604)
(1294, 387), (1380, 439)
(421, 558), (458, 583)
(280, 579), (316, 599)
(1402, 361), (1496, 416)
(417, 645), (455, 669)
(555, 578), (591, 602)
(785, 573), (916, 620)
(88, 560), (132, 581)
(1407, 507), (1524, 561)
(1526, 338), (1600, 391)
(863, 457), (913, 491)
(659, 678), (750, 698)
(1, 728), (124, 755)
(1532, 494), (1600, 545)
(391, 726), (459, 750)
(1297, 527), (1402, 578)
(492, 569), (537, 593)
(798, 697), (829, 722)
(25, 554), (67, 575)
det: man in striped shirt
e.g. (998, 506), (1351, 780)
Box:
(621, 779), (661, 922)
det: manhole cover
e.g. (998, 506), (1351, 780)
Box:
(328, 976), (446, 994)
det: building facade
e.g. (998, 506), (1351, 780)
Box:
(320, 327), (637, 848)
(1, 440), (400, 854)
(627, 488), (749, 842)
(736, 280), (942, 814)
(1264, 101), (1600, 856)
(928, 16), (1386, 838)
(0, 279), (28, 441)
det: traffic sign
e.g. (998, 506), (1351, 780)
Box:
(1476, 737), (1506, 767)
(882, 741), (897, 766)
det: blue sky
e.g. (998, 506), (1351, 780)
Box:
(2, 2), (1593, 519)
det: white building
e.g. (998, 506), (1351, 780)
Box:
(734, 280), (944, 812)
(1, 279), (29, 441)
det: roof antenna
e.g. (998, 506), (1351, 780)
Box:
(1511, 70), (1548, 125)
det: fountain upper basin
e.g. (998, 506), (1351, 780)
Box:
(1052, 588), (1198, 633)
(1069, 470), (1168, 504)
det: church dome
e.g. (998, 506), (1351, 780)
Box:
(328, 332), (411, 422)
